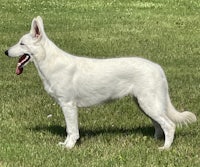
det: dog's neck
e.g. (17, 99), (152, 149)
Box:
(33, 37), (75, 81)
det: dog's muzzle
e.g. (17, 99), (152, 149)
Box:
(5, 50), (31, 75)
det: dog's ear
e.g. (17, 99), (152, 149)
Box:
(30, 16), (45, 40)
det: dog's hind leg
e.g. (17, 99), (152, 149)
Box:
(58, 101), (80, 149)
(156, 115), (175, 150)
(137, 94), (176, 150)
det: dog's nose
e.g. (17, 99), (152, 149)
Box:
(5, 50), (8, 56)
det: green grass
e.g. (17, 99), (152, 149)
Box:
(0, 0), (200, 166)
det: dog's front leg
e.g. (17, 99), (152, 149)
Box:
(58, 101), (79, 149)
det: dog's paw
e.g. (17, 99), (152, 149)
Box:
(158, 146), (171, 151)
(58, 139), (76, 149)
(58, 141), (66, 146)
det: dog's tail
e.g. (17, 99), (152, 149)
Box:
(167, 96), (197, 126)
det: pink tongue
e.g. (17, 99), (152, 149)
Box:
(16, 65), (23, 75)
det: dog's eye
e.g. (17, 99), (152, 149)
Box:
(20, 42), (25, 45)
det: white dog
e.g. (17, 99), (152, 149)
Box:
(5, 16), (196, 149)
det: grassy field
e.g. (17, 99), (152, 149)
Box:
(0, 0), (200, 166)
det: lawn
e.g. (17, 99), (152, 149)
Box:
(0, 0), (200, 166)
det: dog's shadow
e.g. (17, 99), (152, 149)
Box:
(30, 124), (155, 139)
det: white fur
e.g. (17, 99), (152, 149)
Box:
(5, 16), (196, 149)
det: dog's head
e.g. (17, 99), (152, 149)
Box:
(5, 16), (46, 75)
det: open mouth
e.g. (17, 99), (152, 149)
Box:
(16, 54), (30, 75)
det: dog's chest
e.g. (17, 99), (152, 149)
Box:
(41, 77), (55, 96)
